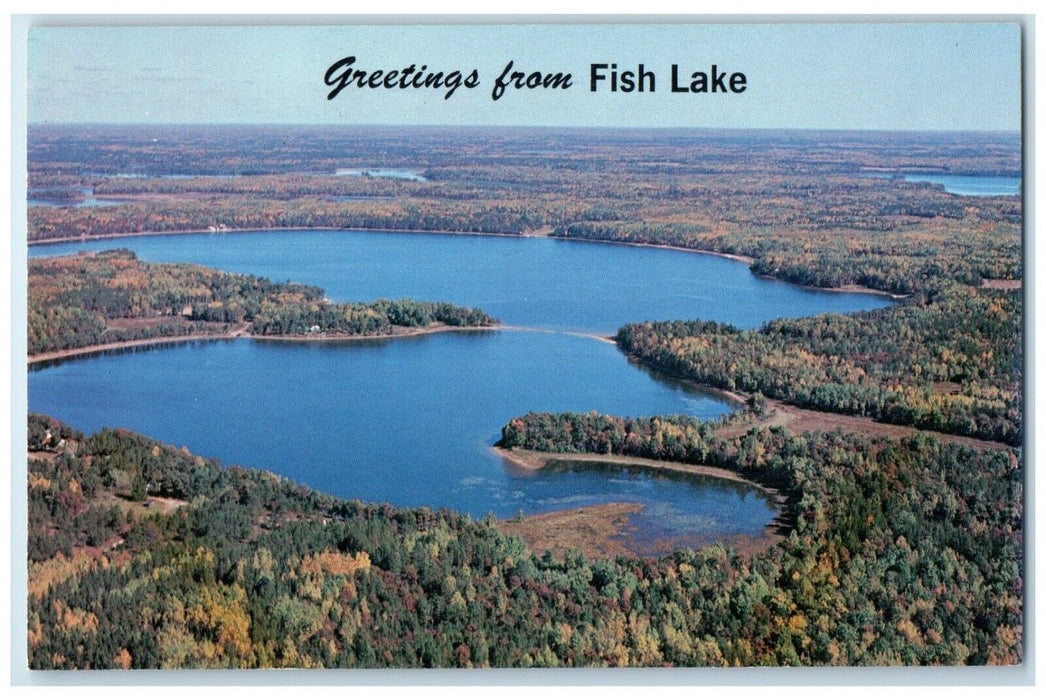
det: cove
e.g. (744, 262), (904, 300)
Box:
(28, 230), (893, 555)
(29, 332), (771, 555)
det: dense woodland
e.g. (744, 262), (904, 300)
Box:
(615, 284), (1022, 446)
(29, 127), (1020, 295)
(28, 413), (1021, 668)
(28, 249), (496, 355)
(26, 126), (1024, 668)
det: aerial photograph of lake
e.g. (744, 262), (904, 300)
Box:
(18, 20), (1024, 677)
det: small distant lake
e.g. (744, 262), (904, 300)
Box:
(28, 187), (131, 208)
(865, 172), (1021, 196)
(28, 230), (893, 555)
(334, 168), (427, 182)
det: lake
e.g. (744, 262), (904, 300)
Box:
(29, 229), (890, 333)
(864, 173), (1021, 196)
(28, 230), (893, 555)
(27, 187), (132, 208)
(334, 168), (427, 181)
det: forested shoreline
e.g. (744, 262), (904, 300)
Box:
(28, 413), (1022, 667)
(28, 249), (497, 356)
(614, 285), (1021, 446)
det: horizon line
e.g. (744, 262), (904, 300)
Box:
(26, 122), (1022, 135)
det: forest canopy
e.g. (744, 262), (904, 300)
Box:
(28, 413), (1022, 668)
(28, 127), (1021, 296)
(614, 284), (1022, 446)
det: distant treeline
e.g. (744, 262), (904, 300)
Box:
(28, 250), (496, 355)
(28, 127), (1021, 296)
(614, 284), (1021, 445)
(29, 413), (1021, 667)
(28, 125), (1021, 178)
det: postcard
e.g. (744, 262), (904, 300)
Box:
(16, 19), (1026, 680)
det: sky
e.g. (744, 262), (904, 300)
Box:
(26, 22), (1023, 131)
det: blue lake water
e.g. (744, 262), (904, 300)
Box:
(30, 333), (755, 554)
(334, 168), (426, 182)
(29, 230), (891, 334)
(865, 173), (1021, 196)
(28, 230), (893, 554)
(29, 197), (131, 208)
(28, 187), (131, 208)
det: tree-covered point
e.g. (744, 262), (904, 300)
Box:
(614, 284), (1021, 446)
(28, 249), (497, 355)
(556, 216), (1019, 296)
(499, 411), (731, 472)
(29, 413), (1021, 668)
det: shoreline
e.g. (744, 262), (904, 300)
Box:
(752, 273), (909, 300)
(27, 322), (500, 365)
(545, 235), (756, 266)
(25, 323), (616, 366)
(27, 224), (908, 300)
(27, 225), (534, 247)
(28, 332), (244, 365)
(492, 446), (785, 500)
(495, 503), (645, 561)
(491, 447), (789, 559)
(620, 350), (1015, 452)
(533, 234), (908, 299)
(248, 323), (499, 345)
